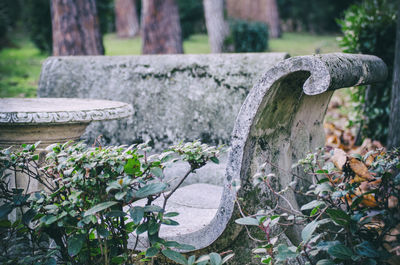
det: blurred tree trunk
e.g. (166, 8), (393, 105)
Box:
(51, 0), (104, 55)
(265, 0), (281, 38)
(203, 0), (229, 53)
(388, 6), (400, 148)
(141, 0), (183, 54)
(226, 0), (281, 38)
(115, 0), (139, 38)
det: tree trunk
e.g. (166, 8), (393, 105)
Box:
(51, 0), (104, 56)
(115, 0), (139, 38)
(141, 0), (183, 54)
(226, 0), (281, 38)
(265, 0), (281, 38)
(203, 0), (229, 53)
(388, 6), (400, 149)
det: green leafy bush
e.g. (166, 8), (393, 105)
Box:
(237, 148), (400, 264)
(338, 0), (397, 144)
(24, 0), (52, 54)
(0, 141), (233, 264)
(177, 0), (206, 40)
(97, 0), (115, 34)
(0, 0), (21, 49)
(226, 19), (268, 53)
(277, 0), (355, 33)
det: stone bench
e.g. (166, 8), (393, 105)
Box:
(38, 53), (387, 264)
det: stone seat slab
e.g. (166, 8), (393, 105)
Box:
(130, 183), (223, 241)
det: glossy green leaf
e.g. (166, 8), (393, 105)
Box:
(235, 217), (259, 226)
(97, 226), (109, 238)
(316, 260), (335, 265)
(124, 158), (140, 175)
(22, 208), (37, 225)
(115, 191), (127, 201)
(0, 204), (13, 219)
(326, 208), (351, 226)
(150, 167), (163, 178)
(135, 183), (167, 198)
(84, 201), (118, 217)
(188, 255), (196, 265)
(67, 234), (85, 256)
(210, 157), (219, 164)
(209, 252), (222, 265)
(300, 200), (325, 211)
(164, 212), (179, 217)
(301, 220), (318, 242)
(162, 249), (188, 265)
(130, 206), (144, 224)
(146, 247), (160, 257)
(328, 244), (353, 259)
(144, 205), (163, 212)
(355, 241), (379, 258)
(275, 244), (298, 261)
(222, 253), (235, 264)
(148, 221), (160, 235)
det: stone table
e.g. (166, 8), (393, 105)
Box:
(0, 98), (133, 148)
(0, 98), (133, 196)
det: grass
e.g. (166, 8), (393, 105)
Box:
(0, 32), (341, 98)
(0, 38), (46, 98)
(268, 32), (341, 56)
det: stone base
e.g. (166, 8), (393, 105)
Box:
(0, 123), (88, 149)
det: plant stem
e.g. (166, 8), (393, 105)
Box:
(161, 167), (193, 211)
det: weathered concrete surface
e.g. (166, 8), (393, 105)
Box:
(38, 53), (288, 151)
(129, 183), (223, 249)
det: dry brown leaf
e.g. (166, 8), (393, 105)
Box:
(326, 135), (341, 148)
(349, 158), (374, 181)
(359, 181), (370, 193)
(365, 154), (376, 167)
(360, 193), (378, 208)
(332, 148), (347, 170)
(352, 175), (367, 184)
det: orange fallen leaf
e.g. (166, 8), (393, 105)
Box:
(360, 193), (378, 208)
(351, 175), (367, 183)
(349, 158), (374, 181)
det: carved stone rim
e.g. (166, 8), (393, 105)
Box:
(0, 98), (133, 124)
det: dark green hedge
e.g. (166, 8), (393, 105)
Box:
(278, 0), (356, 33)
(24, 0), (52, 54)
(339, 0), (397, 143)
(227, 19), (268, 53)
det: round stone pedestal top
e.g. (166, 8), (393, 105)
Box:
(0, 98), (133, 124)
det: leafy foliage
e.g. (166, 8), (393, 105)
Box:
(225, 19), (268, 53)
(0, 140), (232, 264)
(277, 0), (355, 33)
(338, 0), (397, 144)
(177, 0), (206, 40)
(0, 0), (21, 49)
(97, 0), (116, 34)
(23, 0), (52, 54)
(0, 143), (58, 264)
(238, 148), (400, 264)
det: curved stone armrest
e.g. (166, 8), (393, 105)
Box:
(160, 53), (387, 261)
